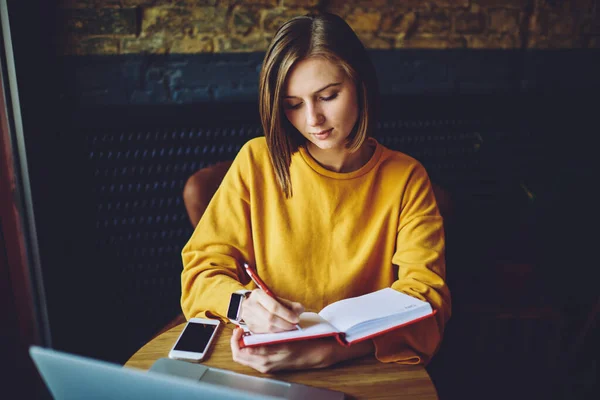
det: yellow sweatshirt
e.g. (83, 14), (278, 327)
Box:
(181, 137), (451, 365)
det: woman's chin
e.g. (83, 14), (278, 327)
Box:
(308, 138), (341, 151)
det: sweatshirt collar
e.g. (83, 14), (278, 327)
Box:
(297, 137), (383, 179)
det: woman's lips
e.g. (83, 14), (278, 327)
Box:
(312, 128), (333, 140)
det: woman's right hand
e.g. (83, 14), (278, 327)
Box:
(239, 289), (304, 333)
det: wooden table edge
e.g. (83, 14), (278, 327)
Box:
(124, 323), (439, 400)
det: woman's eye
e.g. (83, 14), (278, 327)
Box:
(321, 93), (339, 102)
(284, 102), (302, 110)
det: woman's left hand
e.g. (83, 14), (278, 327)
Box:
(230, 327), (374, 373)
(230, 327), (336, 373)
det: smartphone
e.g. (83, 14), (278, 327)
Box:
(168, 318), (221, 362)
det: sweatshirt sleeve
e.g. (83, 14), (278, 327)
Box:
(180, 143), (256, 321)
(372, 163), (452, 365)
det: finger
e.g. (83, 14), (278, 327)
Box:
(256, 293), (302, 324)
(247, 344), (295, 373)
(244, 290), (301, 331)
(231, 328), (256, 366)
(230, 327), (243, 353)
(246, 345), (276, 357)
(278, 298), (305, 315)
(231, 331), (276, 372)
(246, 302), (299, 333)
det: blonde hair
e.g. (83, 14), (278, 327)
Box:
(258, 12), (379, 198)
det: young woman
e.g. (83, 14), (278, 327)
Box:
(181, 12), (451, 373)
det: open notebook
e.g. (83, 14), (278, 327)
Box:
(239, 288), (436, 348)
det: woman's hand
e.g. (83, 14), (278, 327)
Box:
(230, 327), (333, 373)
(230, 327), (375, 373)
(239, 289), (304, 333)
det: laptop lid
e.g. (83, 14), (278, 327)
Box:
(30, 346), (345, 400)
(29, 346), (276, 400)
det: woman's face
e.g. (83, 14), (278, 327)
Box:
(282, 57), (359, 152)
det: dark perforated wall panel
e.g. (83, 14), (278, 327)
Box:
(89, 125), (263, 317)
(80, 120), (264, 361)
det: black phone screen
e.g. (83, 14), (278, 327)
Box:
(173, 322), (217, 353)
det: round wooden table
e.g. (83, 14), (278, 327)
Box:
(125, 323), (439, 400)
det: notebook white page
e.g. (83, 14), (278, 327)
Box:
(318, 288), (432, 333)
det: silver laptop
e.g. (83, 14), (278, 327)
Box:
(29, 346), (345, 399)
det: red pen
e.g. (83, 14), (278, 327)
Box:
(243, 263), (301, 330)
(243, 263), (276, 298)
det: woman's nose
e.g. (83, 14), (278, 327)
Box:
(306, 104), (324, 127)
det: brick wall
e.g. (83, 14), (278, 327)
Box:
(59, 0), (599, 55)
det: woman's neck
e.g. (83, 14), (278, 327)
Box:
(305, 140), (375, 173)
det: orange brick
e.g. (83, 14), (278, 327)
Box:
(397, 35), (466, 48)
(489, 8), (520, 33)
(455, 11), (485, 33)
(381, 11), (418, 36)
(262, 8), (310, 33)
(416, 11), (451, 34)
(466, 34), (517, 48)
(345, 9), (382, 33)
(389, 0), (469, 8)
(357, 33), (393, 49)
(122, 35), (170, 53)
(472, 0), (525, 9)
(215, 33), (272, 52)
(171, 35), (214, 53)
